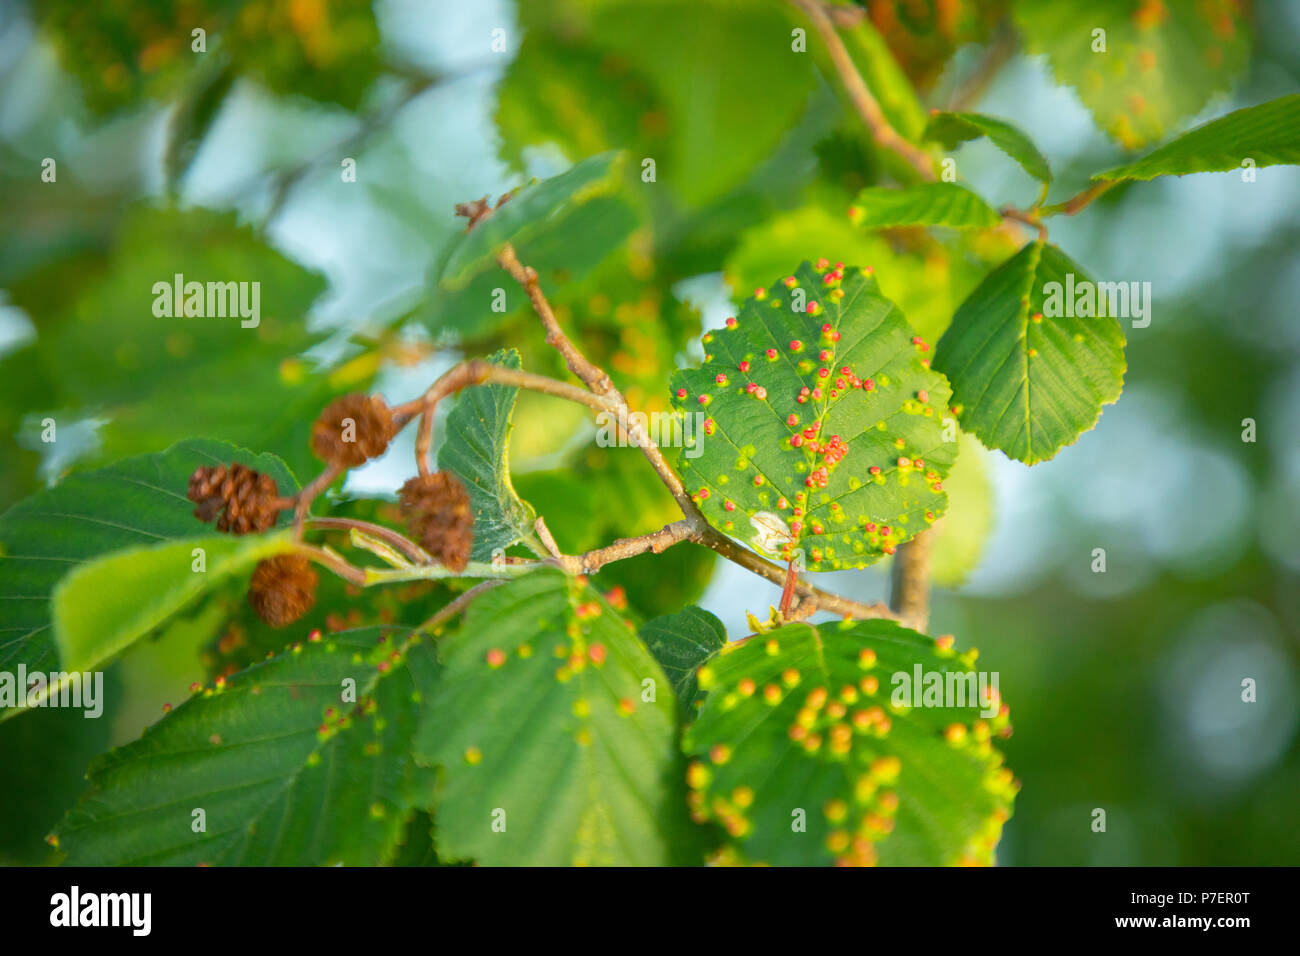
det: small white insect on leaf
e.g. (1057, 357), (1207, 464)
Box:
(749, 511), (794, 555)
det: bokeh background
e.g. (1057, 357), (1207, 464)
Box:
(1, 0), (1298, 865)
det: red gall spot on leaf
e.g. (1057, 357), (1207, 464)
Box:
(676, 388), (687, 399)
(724, 500), (736, 512)
(715, 373), (728, 385)
(487, 649), (506, 668)
(917, 389), (929, 403)
(819, 349), (832, 361)
(790, 340), (803, 351)
(588, 644), (607, 665)
(739, 360), (750, 372)
(811, 387), (823, 400)
(754, 386), (767, 400)
(766, 348), (778, 360)
(725, 316), (738, 328)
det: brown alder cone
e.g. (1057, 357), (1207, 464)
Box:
(247, 554), (319, 627)
(399, 472), (474, 573)
(187, 463), (282, 534)
(310, 393), (396, 467)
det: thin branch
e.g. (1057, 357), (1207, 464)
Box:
(789, 0), (937, 182)
(1000, 205), (1048, 241)
(297, 543), (367, 587)
(496, 245), (618, 394)
(566, 519), (700, 575)
(495, 242), (695, 514)
(1041, 179), (1118, 217)
(889, 529), (934, 632)
(698, 525), (899, 621)
(391, 358), (617, 477)
(293, 464), (341, 533)
(534, 516), (565, 560)
(306, 516), (430, 565)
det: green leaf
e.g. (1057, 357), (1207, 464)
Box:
(933, 241), (1126, 464)
(414, 569), (682, 865)
(52, 532), (296, 676)
(496, 1), (819, 207)
(38, 0), (383, 114)
(670, 261), (956, 571)
(0, 439), (297, 721)
(425, 153), (639, 337)
(55, 627), (438, 865)
(849, 183), (1002, 230)
(437, 349), (538, 562)
(1094, 94), (1300, 181)
(1015, 0), (1249, 150)
(0, 206), (345, 481)
(683, 619), (1017, 866)
(924, 111), (1053, 184)
(641, 607), (727, 720)
(436, 152), (630, 292)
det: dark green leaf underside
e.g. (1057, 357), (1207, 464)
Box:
(925, 111), (1052, 183)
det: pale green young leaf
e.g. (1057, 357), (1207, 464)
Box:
(52, 532), (297, 675)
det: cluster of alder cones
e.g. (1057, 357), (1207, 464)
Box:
(186, 393), (475, 627)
